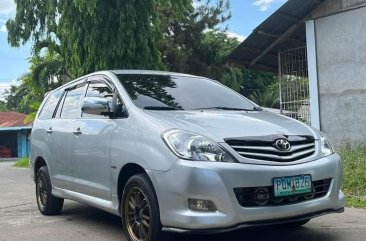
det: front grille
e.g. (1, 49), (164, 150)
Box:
(225, 135), (316, 162)
(234, 178), (332, 207)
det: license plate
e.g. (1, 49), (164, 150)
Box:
(273, 175), (312, 197)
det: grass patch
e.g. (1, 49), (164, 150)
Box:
(339, 145), (366, 208)
(13, 157), (29, 168)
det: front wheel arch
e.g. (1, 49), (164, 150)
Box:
(117, 164), (160, 215)
(117, 163), (145, 204)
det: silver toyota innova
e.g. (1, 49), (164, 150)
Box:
(30, 70), (344, 241)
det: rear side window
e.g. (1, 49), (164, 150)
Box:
(60, 84), (86, 118)
(38, 90), (63, 119)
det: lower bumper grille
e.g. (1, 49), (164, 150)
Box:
(234, 178), (332, 207)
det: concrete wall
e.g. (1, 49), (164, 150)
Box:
(312, 0), (366, 19)
(315, 6), (366, 147)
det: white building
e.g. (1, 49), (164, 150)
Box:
(229, 0), (366, 147)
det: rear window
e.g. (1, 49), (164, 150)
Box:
(38, 90), (63, 119)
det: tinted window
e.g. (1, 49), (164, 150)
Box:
(116, 74), (256, 110)
(39, 90), (63, 119)
(60, 84), (85, 118)
(82, 82), (113, 118)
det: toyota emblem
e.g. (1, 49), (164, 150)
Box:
(275, 139), (291, 151)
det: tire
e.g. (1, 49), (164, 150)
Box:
(36, 166), (64, 215)
(121, 173), (161, 241)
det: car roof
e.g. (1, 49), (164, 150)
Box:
(47, 70), (207, 96)
(111, 69), (201, 78)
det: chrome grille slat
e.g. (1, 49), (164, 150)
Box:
(230, 142), (315, 153)
(237, 148), (315, 161)
(226, 135), (316, 163)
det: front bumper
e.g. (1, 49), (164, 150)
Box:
(162, 208), (344, 234)
(147, 153), (345, 231)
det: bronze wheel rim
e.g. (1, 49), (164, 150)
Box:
(124, 187), (151, 241)
(37, 174), (48, 207)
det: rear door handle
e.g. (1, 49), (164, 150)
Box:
(73, 127), (82, 136)
(46, 127), (53, 134)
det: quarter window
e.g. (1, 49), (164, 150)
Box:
(38, 90), (63, 119)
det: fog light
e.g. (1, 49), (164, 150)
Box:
(254, 187), (270, 206)
(304, 186), (316, 200)
(188, 199), (217, 212)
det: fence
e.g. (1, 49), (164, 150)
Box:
(279, 46), (311, 125)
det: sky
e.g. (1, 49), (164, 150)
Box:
(0, 0), (287, 97)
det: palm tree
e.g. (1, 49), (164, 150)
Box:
(20, 41), (72, 123)
(249, 88), (280, 108)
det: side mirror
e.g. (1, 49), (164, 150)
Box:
(81, 97), (112, 116)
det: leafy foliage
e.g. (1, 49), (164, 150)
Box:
(4, 85), (31, 113)
(159, 1), (236, 81)
(249, 87), (280, 108)
(7, 0), (192, 76)
(0, 100), (7, 112)
(14, 156), (30, 168)
(4, 48), (69, 120)
(3, 0), (280, 119)
(241, 69), (278, 97)
(160, 0), (244, 92)
(340, 144), (366, 208)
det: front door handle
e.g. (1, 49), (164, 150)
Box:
(46, 127), (53, 134)
(73, 127), (82, 136)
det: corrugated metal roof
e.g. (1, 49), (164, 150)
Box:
(229, 0), (325, 73)
(0, 112), (31, 128)
(0, 126), (32, 132)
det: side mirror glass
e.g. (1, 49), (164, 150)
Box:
(81, 97), (112, 116)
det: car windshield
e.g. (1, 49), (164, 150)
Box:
(116, 74), (258, 111)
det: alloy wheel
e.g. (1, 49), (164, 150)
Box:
(124, 187), (152, 241)
(37, 174), (48, 207)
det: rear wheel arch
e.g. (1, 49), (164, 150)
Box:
(34, 157), (48, 182)
(36, 166), (64, 215)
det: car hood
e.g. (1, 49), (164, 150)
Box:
(145, 110), (319, 142)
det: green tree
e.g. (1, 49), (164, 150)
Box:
(7, 0), (192, 76)
(159, 0), (243, 90)
(159, 0), (231, 75)
(5, 0), (250, 121)
(4, 47), (69, 120)
(4, 84), (31, 113)
(249, 85), (280, 108)
(241, 69), (278, 97)
(201, 31), (242, 91)
(0, 100), (7, 112)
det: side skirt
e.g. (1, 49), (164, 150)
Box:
(52, 186), (120, 216)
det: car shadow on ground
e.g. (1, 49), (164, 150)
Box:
(61, 202), (337, 241)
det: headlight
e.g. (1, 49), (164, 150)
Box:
(320, 134), (334, 157)
(162, 129), (236, 162)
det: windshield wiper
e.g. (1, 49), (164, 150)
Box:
(143, 106), (180, 110)
(193, 106), (261, 111)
